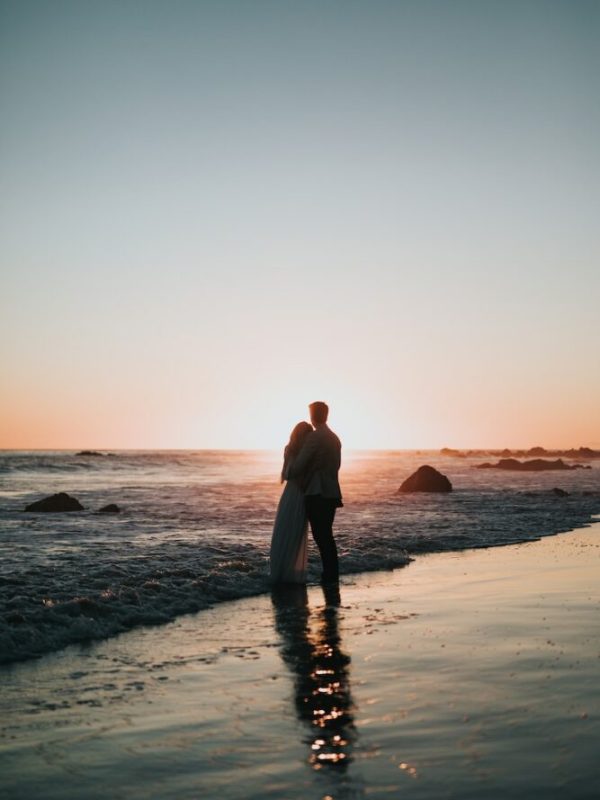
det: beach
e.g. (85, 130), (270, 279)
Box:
(3, 2), (599, 797)
(2, 521), (599, 799)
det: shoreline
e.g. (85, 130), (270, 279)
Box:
(1, 520), (599, 798)
(3, 448), (600, 669)
(3, 509), (600, 668)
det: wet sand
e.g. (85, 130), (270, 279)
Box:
(1, 522), (599, 799)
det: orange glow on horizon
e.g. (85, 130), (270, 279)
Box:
(1, 376), (599, 453)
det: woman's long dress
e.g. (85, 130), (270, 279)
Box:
(269, 462), (308, 584)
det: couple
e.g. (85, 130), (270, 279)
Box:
(269, 401), (342, 585)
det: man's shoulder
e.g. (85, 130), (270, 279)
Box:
(316, 425), (341, 448)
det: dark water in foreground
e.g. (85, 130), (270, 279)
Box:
(1, 450), (599, 664)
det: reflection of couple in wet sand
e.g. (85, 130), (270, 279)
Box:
(271, 583), (355, 771)
(269, 401), (343, 585)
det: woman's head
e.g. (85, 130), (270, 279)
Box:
(287, 421), (313, 456)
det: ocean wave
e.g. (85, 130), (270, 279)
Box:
(2, 495), (599, 666)
(0, 455), (118, 475)
(0, 535), (415, 665)
(1, 451), (599, 666)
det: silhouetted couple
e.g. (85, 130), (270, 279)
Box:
(269, 401), (342, 585)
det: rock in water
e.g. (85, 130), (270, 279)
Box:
(24, 492), (84, 512)
(398, 465), (452, 493)
(551, 488), (569, 497)
(98, 503), (120, 514)
(476, 458), (588, 472)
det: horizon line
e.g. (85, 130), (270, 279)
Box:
(1, 445), (599, 453)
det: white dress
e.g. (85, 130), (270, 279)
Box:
(269, 460), (308, 584)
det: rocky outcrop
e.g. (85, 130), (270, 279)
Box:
(76, 450), (104, 456)
(25, 493), (84, 512)
(571, 447), (597, 458)
(437, 447), (599, 459)
(476, 458), (589, 472)
(551, 488), (569, 497)
(398, 465), (452, 493)
(527, 446), (547, 456)
(440, 448), (467, 458)
(98, 504), (120, 514)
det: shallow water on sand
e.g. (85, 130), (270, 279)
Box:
(1, 524), (599, 799)
(1, 450), (599, 665)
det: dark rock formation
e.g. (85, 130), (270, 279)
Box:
(476, 458), (589, 472)
(398, 465), (452, 493)
(527, 446), (548, 456)
(481, 447), (600, 459)
(76, 450), (104, 456)
(98, 504), (120, 514)
(551, 488), (569, 497)
(25, 492), (84, 512)
(574, 447), (596, 458)
(440, 448), (467, 458)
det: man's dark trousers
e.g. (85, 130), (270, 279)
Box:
(305, 495), (339, 582)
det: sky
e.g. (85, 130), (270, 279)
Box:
(1, 0), (599, 450)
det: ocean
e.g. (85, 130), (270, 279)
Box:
(1, 449), (599, 666)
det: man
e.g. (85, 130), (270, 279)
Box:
(289, 401), (342, 583)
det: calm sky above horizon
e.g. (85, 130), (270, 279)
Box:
(1, 0), (599, 450)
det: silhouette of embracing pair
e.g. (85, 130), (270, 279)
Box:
(269, 401), (342, 585)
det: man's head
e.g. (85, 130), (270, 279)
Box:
(309, 401), (329, 427)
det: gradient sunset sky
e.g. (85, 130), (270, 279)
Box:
(1, 0), (599, 450)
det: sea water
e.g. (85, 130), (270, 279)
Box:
(1, 450), (599, 665)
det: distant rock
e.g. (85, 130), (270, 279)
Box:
(563, 447), (598, 460)
(25, 492), (84, 512)
(527, 446), (548, 456)
(488, 446), (600, 459)
(476, 458), (589, 472)
(575, 447), (596, 458)
(98, 503), (120, 514)
(551, 488), (569, 497)
(76, 450), (104, 456)
(398, 465), (452, 493)
(440, 448), (467, 458)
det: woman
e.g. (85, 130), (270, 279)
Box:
(269, 421), (312, 583)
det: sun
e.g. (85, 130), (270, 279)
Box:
(221, 378), (402, 451)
